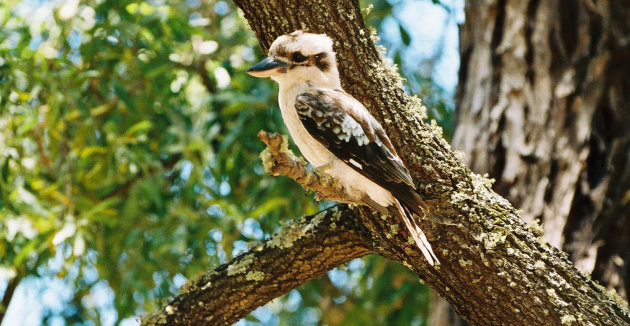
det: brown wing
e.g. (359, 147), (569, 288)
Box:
(294, 88), (414, 187)
(326, 89), (400, 158)
(294, 88), (429, 217)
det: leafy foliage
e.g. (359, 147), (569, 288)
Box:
(1, 0), (315, 322)
(0, 0), (455, 324)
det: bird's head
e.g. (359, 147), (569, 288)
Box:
(247, 30), (340, 89)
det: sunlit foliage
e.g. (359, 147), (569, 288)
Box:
(1, 0), (319, 322)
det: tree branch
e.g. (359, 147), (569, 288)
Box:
(257, 131), (362, 204)
(142, 205), (374, 325)
(143, 0), (630, 324)
(0, 275), (22, 324)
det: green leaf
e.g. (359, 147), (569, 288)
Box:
(113, 79), (135, 110)
(249, 197), (288, 217)
(399, 24), (411, 46)
(124, 120), (153, 137)
(83, 197), (122, 220)
(80, 146), (108, 158)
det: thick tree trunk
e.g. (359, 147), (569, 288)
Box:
(142, 0), (630, 324)
(453, 0), (630, 300)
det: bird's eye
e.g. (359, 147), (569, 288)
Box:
(292, 52), (307, 63)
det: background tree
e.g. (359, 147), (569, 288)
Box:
(453, 0), (630, 300)
(433, 1), (630, 324)
(432, 1), (630, 324)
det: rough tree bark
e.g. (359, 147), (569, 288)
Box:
(453, 0), (630, 300)
(435, 1), (630, 323)
(142, 0), (630, 325)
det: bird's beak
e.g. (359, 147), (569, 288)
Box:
(247, 57), (288, 78)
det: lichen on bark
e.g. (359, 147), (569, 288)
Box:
(142, 0), (630, 325)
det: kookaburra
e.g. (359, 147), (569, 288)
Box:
(247, 31), (439, 265)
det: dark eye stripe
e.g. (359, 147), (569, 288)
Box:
(292, 51), (307, 63)
(314, 52), (330, 72)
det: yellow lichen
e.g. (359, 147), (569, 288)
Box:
(560, 314), (576, 325)
(527, 220), (544, 237)
(453, 150), (465, 162)
(478, 230), (508, 250)
(259, 148), (275, 173)
(546, 288), (569, 307)
(268, 210), (329, 249)
(310, 210), (328, 227)
(458, 258), (472, 268)
(227, 254), (255, 276)
(268, 222), (304, 249)
(362, 3), (374, 15)
(246, 271), (265, 281)
(408, 95), (428, 121)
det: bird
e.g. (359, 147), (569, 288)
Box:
(247, 30), (439, 265)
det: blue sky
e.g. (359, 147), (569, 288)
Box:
(380, 0), (465, 94)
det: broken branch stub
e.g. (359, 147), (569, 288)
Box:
(257, 130), (359, 204)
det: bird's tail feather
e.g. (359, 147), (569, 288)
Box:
(395, 199), (439, 266)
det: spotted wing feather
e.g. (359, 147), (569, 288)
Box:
(294, 89), (428, 217)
